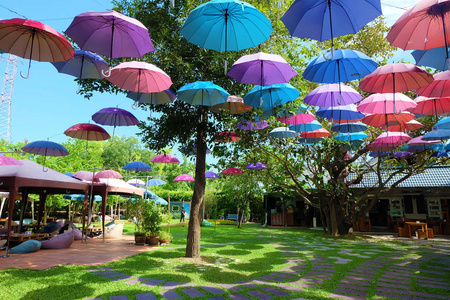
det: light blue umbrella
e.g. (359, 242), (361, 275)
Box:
(434, 117), (450, 130)
(63, 194), (102, 202)
(139, 188), (159, 199)
(423, 129), (450, 141)
(290, 120), (322, 133)
(298, 137), (324, 145)
(243, 83), (299, 108)
(154, 197), (168, 205)
(331, 122), (367, 133)
(177, 81), (229, 106)
(179, 0), (272, 52)
(316, 104), (365, 121)
(127, 89), (176, 105)
(122, 161), (152, 171)
(146, 179), (166, 186)
(412, 47), (450, 71)
(303, 49), (378, 83)
(335, 132), (368, 142)
(263, 104), (308, 118)
(268, 127), (297, 139)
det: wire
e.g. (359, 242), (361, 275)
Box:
(381, 2), (409, 11)
(0, 4), (27, 19)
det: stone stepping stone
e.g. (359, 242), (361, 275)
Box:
(346, 276), (373, 281)
(218, 283), (242, 292)
(124, 277), (150, 285)
(269, 272), (295, 279)
(376, 282), (407, 289)
(417, 282), (450, 290)
(141, 279), (165, 287)
(101, 272), (125, 279)
(228, 293), (251, 300)
(135, 292), (156, 300)
(182, 288), (205, 297)
(262, 286), (290, 296)
(302, 278), (323, 284)
(201, 286), (225, 295)
(161, 290), (182, 300)
(86, 267), (112, 272)
(161, 281), (181, 289)
(375, 293), (410, 300)
(91, 270), (117, 275)
(207, 297), (225, 300)
(246, 290), (273, 300)
(260, 275), (285, 282)
(110, 275), (134, 282)
(110, 296), (128, 300)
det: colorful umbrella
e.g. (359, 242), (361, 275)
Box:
(331, 122), (367, 133)
(237, 120), (269, 131)
(22, 140), (69, 157)
(412, 47), (450, 71)
(300, 128), (331, 139)
(227, 52), (297, 85)
(95, 170), (123, 179)
(205, 171), (219, 178)
(177, 81), (229, 106)
(92, 107), (139, 138)
(127, 179), (146, 186)
(407, 136), (441, 146)
(65, 10), (154, 59)
(393, 151), (412, 158)
(290, 120), (323, 133)
(73, 170), (96, 181)
(122, 162), (152, 171)
(51, 49), (108, 80)
(243, 83), (299, 108)
(303, 49), (377, 83)
(362, 112), (415, 128)
(304, 84), (361, 107)
(298, 137), (325, 145)
(435, 116), (450, 129)
(0, 18), (74, 78)
(357, 93), (417, 114)
(174, 174), (195, 181)
(276, 111), (315, 125)
(107, 61), (172, 93)
(0, 156), (22, 166)
(423, 129), (450, 141)
(411, 96), (450, 116)
(417, 70), (450, 98)
(316, 104), (365, 122)
(215, 131), (241, 142)
(335, 132), (368, 141)
(146, 179), (167, 186)
(269, 127), (297, 139)
(151, 154), (180, 164)
(245, 162), (268, 169)
(64, 123), (110, 153)
(221, 167), (243, 175)
(127, 89), (176, 106)
(368, 132), (411, 151)
(382, 119), (423, 132)
(210, 95), (252, 114)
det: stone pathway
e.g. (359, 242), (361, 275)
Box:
(84, 238), (450, 300)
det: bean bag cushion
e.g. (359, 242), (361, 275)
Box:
(0, 228), (8, 235)
(72, 227), (83, 240)
(41, 231), (74, 249)
(37, 221), (60, 234)
(58, 224), (70, 234)
(105, 220), (115, 228)
(10, 240), (41, 254)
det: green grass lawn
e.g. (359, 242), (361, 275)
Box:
(1, 224), (449, 300)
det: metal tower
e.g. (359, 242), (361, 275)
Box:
(0, 54), (17, 141)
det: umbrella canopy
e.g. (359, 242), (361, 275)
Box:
(95, 170), (123, 179)
(335, 132), (368, 141)
(417, 70), (450, 98)
(290, 120), (323, 133)
(331, 122), (367, 133)
(227, 52), (297, 85)
(179, 0), (273, 52)
(73, 170), (96, 181)
(357, 93), (417, 114)
(362, 112), (415, 128)
(210, 95), (252, 114)
(369, 151), (389, 157)
(304, 83), (361, 107)
(0, 156), (23, 166)
(65, 10), (154, 59)
(298, 137), (325, 145)
(411, 95), (450, 116)
(122, 162), (152, 171)
(368, 132), (411, 151)
(301, 128), (331, 139)
(316, 104), (365, 121)
(383, 119), (424, 132)
(22, 140), (69, 157)
(145, 179), (167, 186)
(151, 154), (180, 164)
(205, 171), (219, 178)
(435, 116), (450, 129)
(423, 129), (450, 141)
(215, 131), (241, 142)
(412, 47), (450, 71)
(407, 136), (441, 146)
(245, 162), (268, 169)
(243, 83), (300, 108)
(107, 61), (172, 93)
(0, 18), (74, 78)
(281, 0), (382, 42)
(92, 107), (139, 128)
(237, 120), (269, 131)
(303, 49), (378, 83)
(127, 179), (145, 186)
(64, 123), (111, 141)
(177, 81), (230, 106)
(269, 127), (298, 139)
(276, 111), (315, 125)
(221, 167), (243, 175)
(127, 89), (176, 105)
(359, 63), (434, 93)
(174, 174), (195, 181)
(51, 49), (108, 80)
(64, 194), (102, 202)
(393, 151), (412, 158)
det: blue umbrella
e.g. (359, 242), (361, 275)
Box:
(177, 81), (229, 106)
(423, 129), (450, 141)
(303, 49), (377, 83)
(127, 89), (176, 106)
(434, 117), (450, 130)
(290, 120), (322, 133)
(154, 197), (168, 205)
(268, 127), (297, 139)
(180, 0), (272, 52)
(412, 47), (450, 71)
(316, 104), (365, 121)
(145, 179), (166, 186)
(205, 171), (219, 178)
(394, 151), (412, 158)
(51, 49), (108, 79)
(335, 132), (368, 141)
(22, 140), (69, 169)
(63, 172), (74, 178)
(64, 194), (102, 202)
(331, 122), (367, 133)
(369, 151), (389, 157)
(122, 162), (152, 171)
(298, 137), (324, 145)
(432, 151), (450, 157)
(244, 83), (299, 108)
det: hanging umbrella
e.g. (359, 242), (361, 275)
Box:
(64, 123), (110, 154)
(210, 95), (252, 114)
(369, 151), (389, 157)
(122, 162), (152, 171)
(393, 151), (412, 158)
(205, 171), (219, 178)
(276, 111), (315, 125)
(174, 174), (195, 181)
(65, 10), (154, 59)
(237, 120), (269, 131)
(435, 116), (450, 129)
(304, 83), (361, 107)
(301, 128), (331, 139)
(362, 112), (415, 128)
(281, 0), (382, 56)
(177, 81), (230, 106)
(151, 154), (180, 164)
(95, 170), (123, 179)
(22, 140), (69, 169)
(316, 104), (365, 122)
(412, 47), (450, 71)
(243, 83), (300, 108)
(0, 18), (74, 78)
(383, 119), (424, 132)
(146, 179), (167, 186)
(227, 52), (297, 85)
(368, 132), (411, 151)
(92, 107), (139, 138)
(357, 93), (417, 114)
(417, 70), (450, 98)
(0, 156), (22, 166)
(50, 49), (108, 80)
(138, 188), (159, 199)
(215, 131), (241, 142)
(107, 61), (172, 93)
(290, 120), (323, 133)
(245, 162), (268, 169)
(423, 129), (450, 141)
(412, 96), (450, 116)
(408, 136), (441, 146)
(298, 137), (325, 145)
(221, 167), (243, 175)
(73, 170), (96, 182)
(263, 104), (309, 118)
(127, 179), (145, 186)
(64, 194), (102, 202)
(269, 127), (297, 139)
(331, 122), (367, 133)
(335, 132), (368, 142)
(127, 89), (176, 106)
(303, 49), (378, 83)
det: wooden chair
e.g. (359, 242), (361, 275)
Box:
(416, 229), (428, 239)
(426, 228), (434, 238)
(398, 227), (407, 237)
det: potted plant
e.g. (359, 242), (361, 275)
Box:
(158, 231), (173, 245)
(142, 201), (162, 246)
(130, 198), (146, 245)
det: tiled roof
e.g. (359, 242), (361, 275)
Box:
(349, 166), (450, 189)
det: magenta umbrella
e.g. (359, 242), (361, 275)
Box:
(64, 123), (110, 154)
(107, 61), (172, 93)
(407, 136), (441, 147)
(368, 132), (411, 151)
(304, 83), (361, 107)
(73, 170), (96, 182)
(0, 156), (22, 166)
(151, 154), (180, 164)
(357, 93), (417, 114)
(227, 52), (297, 86)
(174, 174), (195, 181)
(417, 71), (450, 98)
(277, 111), (315, 125)
(95, 170), (123, 179)
(221, 168), (243, 175)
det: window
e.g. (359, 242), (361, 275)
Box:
(404, 196), (413, 214)
(416, 195), (426, 214)
(172, 205), (180, 212)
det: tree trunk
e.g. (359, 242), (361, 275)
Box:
(320, 205), (327, 234)
(329, 201), (339, 236)
(186, 108), (207, 258)
(237, 205), (241, 228)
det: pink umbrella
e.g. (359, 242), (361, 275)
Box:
(174, 174), (195, 181)
(362, 112), (415, 128)
(151, 154), (180, 164)
(304, 83), (361, 107)
(107, 61), (172, 93)
(0, 156), (22, 165)
(382, 119), (423, 132)
(357, 93), (417, 114)
(221, 168), (243, 175)
(407, 136), (441, 146)
(277, 111), (315, 125)
(73, 170), (96, 181)
(368, 132), (411, 151)
(417, 71), (450, 98)
(411, 95), (450, 116)
(95, 170), (123, 179)
(215, 131), (241, 143)
(209, 95), (253, 114)
(300, 128), (330, 139)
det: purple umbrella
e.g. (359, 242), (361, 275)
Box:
(227, 52), (297, 86)
(92, 107), (139, 139)
(127, 179), (145, 186)
(245, 162), (267, 169)
(22, 140), (69, 170)
(205, 171), (219, 178)
(0, 156), (23, 166)
(237, 120), (269, 131)
(304, 83), (361, 107)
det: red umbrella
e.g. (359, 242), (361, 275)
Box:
(221, 168), (243, 175)
(0, 156), (22, 166)
(417, 71), (450, 98)
(362, 112), (415, 128)
(64, 123), (110, 154)
(0, 18), (74, 78)
(174, 174), (195, 181)
(300, 128), (330, 139)
(151, 154), (180, 164)
(215, 131), (241, 143)
(382, 119), (423, 132)
(411, 95), (450, 116)
(95, 170), (123, 179)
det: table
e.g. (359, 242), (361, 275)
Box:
(0, 233), (53, 243)
(404, 221), (427, 238)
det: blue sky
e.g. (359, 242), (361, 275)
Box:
(0, 0), (418, 151)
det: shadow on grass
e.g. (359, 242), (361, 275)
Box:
(19, 283), (96, 300)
